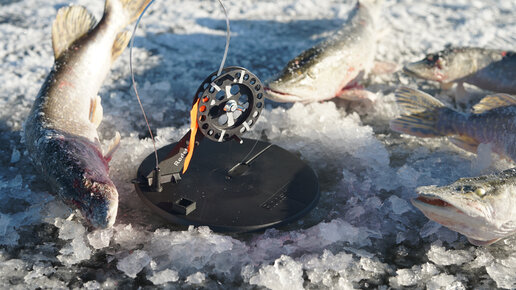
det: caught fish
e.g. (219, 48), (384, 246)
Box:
(390, 87), (516, 245)
(404, 47), (516, 102)
(414, 169), (516, 246)
(265, 0), (389, 103)
(390, 87), (516, 160)
(24, 0), (151, 228)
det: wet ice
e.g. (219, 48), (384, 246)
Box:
(1, 0), (516, 288)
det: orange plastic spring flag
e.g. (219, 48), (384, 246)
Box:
(182, 99), (200, 174)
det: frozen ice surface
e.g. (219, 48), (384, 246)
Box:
(186, 271), (206, 284)
(117, 250), (151, 278)
(148, 268), (179, 285)
(248, 255), (304, 290)
(87, 227), (114, 249)
(1, 0), (516, 288)
(427, 242), (473, 266)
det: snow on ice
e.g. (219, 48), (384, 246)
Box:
(1, 0), (516, 288)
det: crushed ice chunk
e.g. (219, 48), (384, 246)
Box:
(420, 221), (442, 238)
(186, 272), (206, 284)
(388, 195), (412, 215)
(148, 268), (179, 285)
(57, 236), (92, 265)
(87, 228), (113, 249)
(427, 273), (464, 290)
(486, 255), (516, 289)
(82, 280), (102, 290)
(249, 255), (304, 290)
(117, 250), (151, 278)
(389, 262), (439, 287)
(10, 147), (20, 163)
(113, 224), (150, 250)
(427, 243), (473, 266)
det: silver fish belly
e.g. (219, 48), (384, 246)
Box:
(265, 0), (380, 103)
(24, 0), (150, 228)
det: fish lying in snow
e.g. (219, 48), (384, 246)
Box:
(24, 0), (151, 228)
(265, 0), (392, 103)
(390, 87), (516, 245)
(414, 169), (516, 246)
(404, 47), (516, 103)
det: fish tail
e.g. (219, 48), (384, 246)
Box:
(390, 87), (454, 137)
(103, 0), (152, 61)
(104, 0), (153, 28)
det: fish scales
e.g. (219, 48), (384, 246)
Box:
(391, 87), (516, 245)
(24, 0), (151, 228)
(265, 0), (381, 103)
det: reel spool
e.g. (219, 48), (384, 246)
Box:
(195, 67), (264, 143)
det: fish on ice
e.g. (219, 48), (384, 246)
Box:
(24, 0), (151, 228)
(265, 0), (392, 103)
(404, 47), (516, 103)
(414, 169), (516, 246)
(390, 87), (516, 245)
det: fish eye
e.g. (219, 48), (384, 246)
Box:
(475, 188), (486, 197)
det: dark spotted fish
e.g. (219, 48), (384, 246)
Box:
(404, 47), (516, 96)
(24, 0), (151, 228)
(391, 87), (516, 245)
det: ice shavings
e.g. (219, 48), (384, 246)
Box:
(117, 250), (151, 278)
(1, 0), (516, 288)
(54, 218), (91, 265)
(247, 255), (304, 290)
(148, 268), (179, 285)
(427, 242), (474, 266)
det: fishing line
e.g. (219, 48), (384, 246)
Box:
(129, 0), (232, 170)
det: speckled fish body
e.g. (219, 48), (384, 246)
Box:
(414, 169), (516, 246)
(265, 0), (381, 103)
(390, 87), (516, 161)
(404, 47), (516, 94)
(390, 87), (516, 245)
(24, 0), (151, 228)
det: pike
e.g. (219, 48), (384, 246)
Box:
(24, 0), (151, 228)
(404, 47), (516, 102)
(390, 87), (516, 245)
(265, 0), (389, 103)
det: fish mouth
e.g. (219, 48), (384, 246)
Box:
(264, 87), (303, 103)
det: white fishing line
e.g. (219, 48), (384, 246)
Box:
(129, 0), (232, 169)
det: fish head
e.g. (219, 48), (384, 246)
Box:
(412, 172), (516, 245)
(404, 48), (470, 83)
(51, 136), (119, 228)
(265, 47), (329, 103)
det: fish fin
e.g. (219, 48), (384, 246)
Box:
(449, 135), (480, 153)
(52, 6), (96, 59)
(390, 87), (449, 137)
(111, 31), (131, 61)
(467, 237), (501, 246)
(105, 0), (152, 28)
(394, 87), (445, 114)
(472, 94), (516, 114)
(89, 95), (104, 128)
(104, 131), (121, 163)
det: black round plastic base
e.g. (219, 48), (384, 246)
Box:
(135, 139), (320, 232)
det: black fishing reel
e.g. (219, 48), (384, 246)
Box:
(195, 66), (264, 143)
(137, 67), (264, 190)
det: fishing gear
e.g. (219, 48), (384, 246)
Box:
(131, 0), (319, 232)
